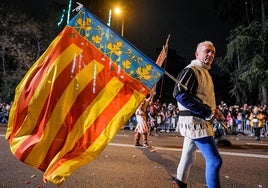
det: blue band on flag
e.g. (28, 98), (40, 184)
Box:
(68, 8), (164, 89)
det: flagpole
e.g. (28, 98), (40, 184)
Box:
(164, 71), (188, 90)
(154, 34), (188, 93)
(154, 34), (170, 99)
(159, 53), (167, 98)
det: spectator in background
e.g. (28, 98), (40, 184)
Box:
(226, 111), (234, 134)
(249, 106), (265, 140)
(241, 104), (250, 134)
(157, 106), (166, 132)
(236, 111), (243, 134)
(1, 102), (10, 123)
(148, 102), (159, 136)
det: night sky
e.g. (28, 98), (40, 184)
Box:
(124, 0), (231, 62)
(12, 0), (231, 61)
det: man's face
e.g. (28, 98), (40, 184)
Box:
(195, 44), (215, 66)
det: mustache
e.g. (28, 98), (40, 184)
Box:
(205, 56), (214, 61)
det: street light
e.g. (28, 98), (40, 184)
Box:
(114, 7), (124, 37)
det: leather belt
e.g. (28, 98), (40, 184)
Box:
(179, 110), (204, 119)
(179, 111), (194, 116)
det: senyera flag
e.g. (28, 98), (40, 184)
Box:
(6, 7), (164, 185)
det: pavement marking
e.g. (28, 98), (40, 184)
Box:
(115, 134), (130, 137)
(219, 151), (268, 159)
(246, 142), (268, 146)
(2, 133), (267, 159)
(109, 143), (268, 159)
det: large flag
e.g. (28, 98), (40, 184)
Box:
(6, 7), (164, 185)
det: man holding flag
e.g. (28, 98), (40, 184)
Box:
(172, 41), (223, 188)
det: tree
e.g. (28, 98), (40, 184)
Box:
(0, 0), (117, 102)
(0, 1), (61, 102)
(214, 0), (263, 26)
(214, 0), (268, 105)
(216, 21), (268, 105)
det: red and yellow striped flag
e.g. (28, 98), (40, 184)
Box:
(6, 8), (164, 185)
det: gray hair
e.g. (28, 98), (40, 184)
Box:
(196, 41), (214, 51)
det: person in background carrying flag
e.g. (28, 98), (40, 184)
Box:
(172, 41), (224, 188)
(134, 92), (154, 148)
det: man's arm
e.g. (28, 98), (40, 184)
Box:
(173, 68), (212, 119)
(176, 92), (212, 118)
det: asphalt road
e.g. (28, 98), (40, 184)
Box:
(1, 126), (268, 188)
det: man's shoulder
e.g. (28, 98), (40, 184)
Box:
(181, 66), (195, 73)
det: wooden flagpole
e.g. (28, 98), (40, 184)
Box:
(155, 35), (188, 97)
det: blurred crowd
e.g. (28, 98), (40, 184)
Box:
(218, 102), (267, 139)
(125, 99), (268, 139)
(1, 100), (268, 139)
